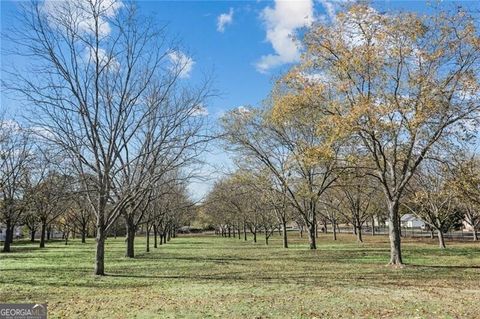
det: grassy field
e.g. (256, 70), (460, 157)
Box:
(0, 233), (479, 319)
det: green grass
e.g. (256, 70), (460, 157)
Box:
(1, 233), (479, 318)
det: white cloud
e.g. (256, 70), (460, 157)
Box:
(84, 47), (119, 71)
(168, 51), (195, 79)
(301, 72), (328, 85)
(234, 106), (252, 117)
(319, 0), (337, 21)
(217, 8), (234, 32)
(319, 0), (354, 21)
(30, 125), (55, 140)
(256, 0), (314, 73)
(42, 0), (123, 37)
(190, 104), (209, 117)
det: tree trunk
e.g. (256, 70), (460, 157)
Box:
(94, 229), (106, 276)
(30, 230), (36, 242)
(371, 216), (375, 236)
(125, 219), (136, 258)
(47, 226), (51, 240)
(153, 225), (158, 248)
(243, 224), (247, 241)
(238, 227), (241, 239)
(253, 229), (257, 243)
(228, 227), (231, 238)
(332, 220), (337, 240)
(8, 224), (14, 245)
(308, 222), (317, 249)
(472, 229), (478, 241)
(2, 219), (12, 252)
(438, 230), (446, 249)
(265, 232), (269, 245)
(387, 200), (403, 266)
(146, 224), (150, 252)
(64, 230), (69, 245)
(81, 224), (86, 243)
(356, 225), (363, 243)
(82, 224), (87, 244)
(40, 221), (47, 248)
(282, 220), (288, 248)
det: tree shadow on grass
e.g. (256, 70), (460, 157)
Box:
(105, 272), (347, 286)
(105, 269), (473, 289)
(1, 245), (94, 255)
(0, 277), (154, 290)
(3, 265), (476, 291)
(407, 264), (480, 269)
(134, 254), (261, 263)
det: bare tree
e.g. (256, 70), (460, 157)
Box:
(405, 162), (463, 249)
(116, 84), (209, 258)
(23, 209), (39, 242)
(237, 169), (291, 248)
(221, 106), (342, 249)
(334, 169), (381, 243)
(4, 0), (210, 274)
(70, 186), (94, 243)
(28, 171), (71, 248)
(0, 120), (32, 252)
(204, 174), (250, 240)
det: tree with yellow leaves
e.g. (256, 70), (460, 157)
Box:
(272, 4), (480, 265)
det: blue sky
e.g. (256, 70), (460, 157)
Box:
(1, 0), (479, 200)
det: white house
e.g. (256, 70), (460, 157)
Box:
(400, 214), (425, 228)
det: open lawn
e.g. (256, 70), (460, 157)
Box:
(1, 233), (479, 318)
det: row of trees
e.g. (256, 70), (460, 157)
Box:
(0, 120), (197, 254)
(203, 4), (480, 265)
(1, 0), (207, 275)
(203, 156), (480, 249)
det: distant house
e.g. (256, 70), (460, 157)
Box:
(400, 214), (425, 228)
